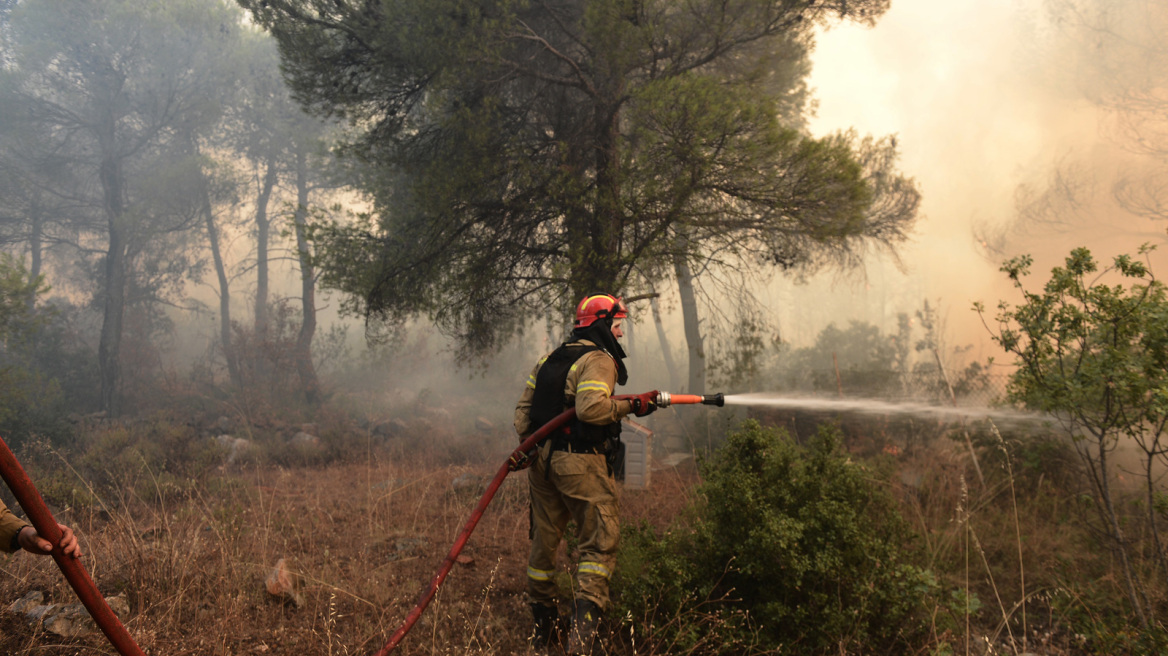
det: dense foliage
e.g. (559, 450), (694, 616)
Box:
(241, 0), (918, 355)
(780, 320), (901, 395)
(615, 420), (938, 654)
(979, 245), (1168, 635)
(0, 255), (95, 447)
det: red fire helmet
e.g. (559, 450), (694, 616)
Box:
(574, 294), (628, 328)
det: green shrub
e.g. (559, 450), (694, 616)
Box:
(66, 419), (223, 505)
(615, 420), (939, 655)
(0, 258), (92, 448)
(1049, 582), (1168, 655)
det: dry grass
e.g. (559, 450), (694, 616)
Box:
(0, 414), (1153, 656)
(887, 421), (1160, 656)
(0, 421), (705, 656)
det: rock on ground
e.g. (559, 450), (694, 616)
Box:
(7, 590), (129, 638)
(265, 558), (305, 608)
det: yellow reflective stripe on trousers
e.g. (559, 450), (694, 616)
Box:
(577, 561), (611, 578)
(527, 566), (555, 581)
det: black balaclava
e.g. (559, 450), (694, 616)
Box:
(572, 317), (628, 386)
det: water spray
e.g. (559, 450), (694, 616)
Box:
(373, 390), (726, 656)
(720, 392), (1042, 425)
(0, 388), (1031, 656)
(371, 387), (1036, 654)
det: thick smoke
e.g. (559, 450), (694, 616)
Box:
(800, 0), (1168, 356)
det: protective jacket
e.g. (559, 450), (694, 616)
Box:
(527, 344), (623, 453)
(514, 338), (632, 612)
(0, 502), (29, 553)
(514, 339), (633, 442)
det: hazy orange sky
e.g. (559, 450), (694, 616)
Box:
(789, 0), (1165, 362)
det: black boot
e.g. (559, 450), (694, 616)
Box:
(567, 598), (602, 656)
(530, 602), (561, 649)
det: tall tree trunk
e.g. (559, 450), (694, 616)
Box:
(591, 101), (622, 291)
(650, 295), (680, 391)
(97, 148), (126, 417)
(673, 245), (704, 395)
(572, 65), (624, 298)
(27, 200), (42, 312)
(623, 311), (635, 359)
(199, 165), (241, 389)
(563, 144), (591, 300)
(292, 147), (319, 404)
(254, 158), (276, 336)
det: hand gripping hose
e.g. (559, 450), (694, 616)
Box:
(0, 436), (146, 656)
(372, 390), (724, 655)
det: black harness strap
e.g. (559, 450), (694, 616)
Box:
(527, 343), (623, 477)
(529, 344), (598, 433)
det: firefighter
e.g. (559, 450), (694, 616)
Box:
(0, 500), (82, 558)
(513, 293), (658, 655)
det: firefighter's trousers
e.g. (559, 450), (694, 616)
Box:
(526, 441), (620, 610)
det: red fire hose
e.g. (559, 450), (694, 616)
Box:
(0, 391), (726, 656)
(0, 391), (725, 656)
(372, 391), (724, 655)
(371, 406), (578, 656)
(0, 436), (146, 656)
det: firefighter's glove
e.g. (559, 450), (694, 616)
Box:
(630, 391), (659, 417)
(508, 449), (535, 472)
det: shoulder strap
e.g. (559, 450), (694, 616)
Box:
(528, 343), (599, 431)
